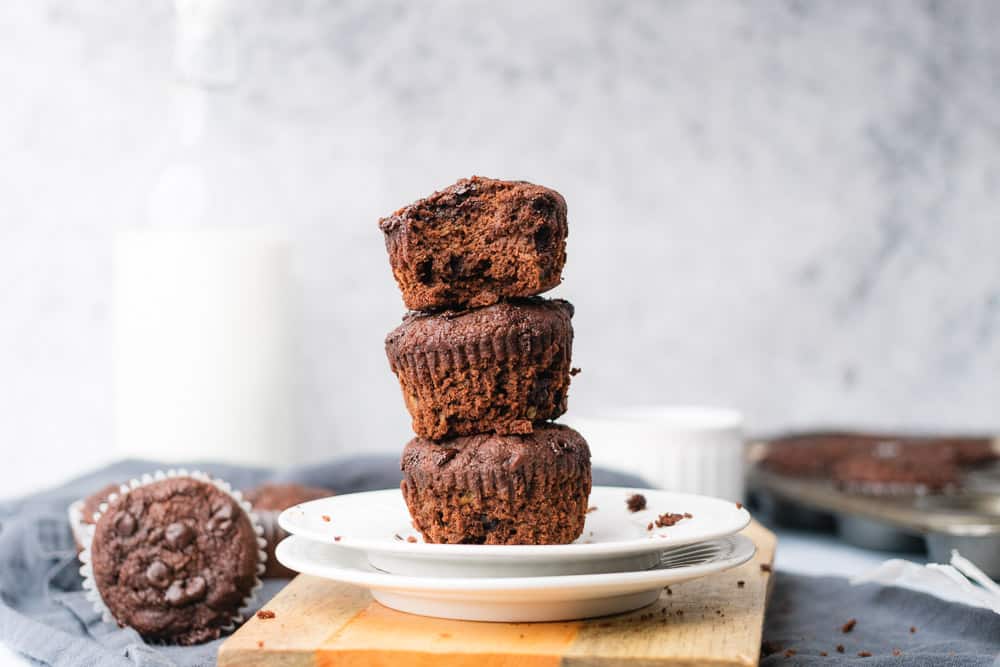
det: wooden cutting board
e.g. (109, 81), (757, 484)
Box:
(219, 521), (776, 667)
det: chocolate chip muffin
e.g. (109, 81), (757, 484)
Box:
(89, 477), (261, 645)
(244, 483), (333, 578)
(385, 298), (574, 440)
(80, 482), (123, 525)
(378, 176), (568, 311)
(401, 424), (591, 544)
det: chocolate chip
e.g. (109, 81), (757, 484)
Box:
(165, 577), (207, 606)
(113, 512), (136, 537)
(145, 561), (172, 589)
(184, 576), (207, 602)
(165, 522), (194, 549)
(165, 580), (185, 606)
(211, 519), (233, 534)
(212, 500), (234, 521)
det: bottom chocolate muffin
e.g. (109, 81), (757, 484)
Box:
(401, 423), (591, 545)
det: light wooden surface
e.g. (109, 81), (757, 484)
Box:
(219, 521), (777, 667)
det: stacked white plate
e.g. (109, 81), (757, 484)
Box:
(276, 486), (754, 622)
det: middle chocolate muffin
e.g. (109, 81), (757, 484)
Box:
(385, 297), (574, 440)
(401, 424), (592, 544)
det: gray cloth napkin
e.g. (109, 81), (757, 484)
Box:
(761, 574), (1000, 665)
(2, 459), (998, 666)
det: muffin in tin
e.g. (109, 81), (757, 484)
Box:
(401, 423), (591, 545)
(385, 297), (574, 440)
(378, 176), (568, 311)
(831, 450), (960, 495)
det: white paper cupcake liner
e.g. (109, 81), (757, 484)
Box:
(77, 469), (268, 637)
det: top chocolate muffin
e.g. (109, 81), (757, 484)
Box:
(378, 176), (568, 311)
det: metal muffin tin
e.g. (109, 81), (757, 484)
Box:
(747, 437), (1000, 577)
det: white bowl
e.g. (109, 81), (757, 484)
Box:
(569, 406), (745, 502)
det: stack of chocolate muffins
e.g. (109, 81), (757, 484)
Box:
(379, 176), (592, 545)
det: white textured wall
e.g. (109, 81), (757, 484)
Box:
(2, 1), (999, 496)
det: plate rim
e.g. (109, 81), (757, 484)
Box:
(277, 486), (751, 559)
(275, 533), (756, 593)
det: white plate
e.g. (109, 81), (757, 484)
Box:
(277, 486), (750, 577)
(276, 533), (755, 622)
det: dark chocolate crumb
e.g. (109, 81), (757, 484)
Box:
(433, 448), (459, 467)
(654, 512), (687, 528)
(256, 609), (275, 620)
(760, 563), (773, 573)
(737, 580), (745, 588)
(842, 618), (857, 633)
(836, 644), (845, 653)
(665, 586), (672, 595)
(321, 515), (331, 522)
(570, 367), (582, 376)
(909, 626), (916, 633)
(334, 536), (341, 541)
(647, 522), (654, 531)
(820, 651), (828, 656)
(893, 648), (902, 656)
(858, 651), (872, 657)
(761, 640), (782, 656)
(626, 494), (647, 512)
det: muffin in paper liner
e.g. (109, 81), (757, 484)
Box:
(77, 469), (267, 645)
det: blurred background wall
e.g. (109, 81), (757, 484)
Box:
(2, 0), (999, 496)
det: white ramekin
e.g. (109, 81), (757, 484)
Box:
(569, 406), (745, 502)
